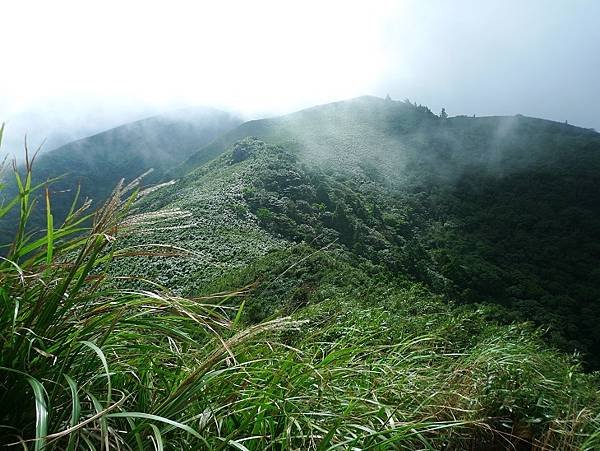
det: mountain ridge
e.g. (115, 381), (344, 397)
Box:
(0, 107), (242, 235)
(120, 97), (600, 367)
(2, 96), (600, 448)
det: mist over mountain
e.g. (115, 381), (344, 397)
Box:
(2, 95), (600, 449)
(2, 0), (600, 447)
(116, 96), (600, 367)
(0, 104), (173, 159)
(0, 107), (241, 234)
(179, 96), (598, 181)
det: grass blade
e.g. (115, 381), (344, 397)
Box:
(106, 412), (204, 440)
(27, 376), (48, 451)
(149, 424), (164, 451)
(80, 341), (112, 405)
(45, 188), (54, 266)
(63, 375), (81, 451)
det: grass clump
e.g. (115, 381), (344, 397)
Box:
(0, 133), (295, 449)
(197, 243), (600, 449)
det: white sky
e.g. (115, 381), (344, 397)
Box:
(2, 0), (391, 113)
(1, 0), (599, 155)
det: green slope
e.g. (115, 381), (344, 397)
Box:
(110, 118), (600, 446)
(3, 97), (600, 448)
(176, 96), (598, 183)
(127, 96), (600, 368)
(0, 107), (241, 235)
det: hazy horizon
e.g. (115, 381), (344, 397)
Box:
(1, 0), (599, 157)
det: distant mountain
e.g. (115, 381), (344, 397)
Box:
(0, 107), (242, 234)
(177, 96), (598, 181)
(1, 106), (172, 158)
(124, 96), (600, 367)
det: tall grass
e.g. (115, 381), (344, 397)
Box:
(1, 127), (599, 449)
(0, 132), (297, 449)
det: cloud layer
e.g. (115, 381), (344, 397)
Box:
(1, 0), (598, 156)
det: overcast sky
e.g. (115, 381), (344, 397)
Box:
(1, 0), (599, 156)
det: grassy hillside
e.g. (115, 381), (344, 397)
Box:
(0, 107), (241, 236)
(2, 156), (600, 449)
(134, 97), (600, 368)
(176, 96), (598, 182)
(2, 98), (600, 449)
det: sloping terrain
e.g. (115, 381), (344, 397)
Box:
(0, 107), (241, 235)
(2, 97), (600, 448)
(128, 97), (600, 367)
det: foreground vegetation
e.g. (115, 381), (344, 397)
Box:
(1, 124), (600, 449)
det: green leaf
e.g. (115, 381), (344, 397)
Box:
(106, 412), (204, 440)
(64, 374), (81, 451)
(232, 300), (245, 329)
(0, 368), (47, 450)
(228, 440), (251, 451)
(27, 376), (48, 451)
(45, 188), (54, 266)
(149, 424), (164, 451)
(88, 392), (109, 450)
(0, 194), (19, 218)
(81, 341), (112, 405)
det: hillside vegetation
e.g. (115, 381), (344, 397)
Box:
(0, 107), (241, 235)
(136, 97), (600, 368)
(1, 97), (600, 449)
